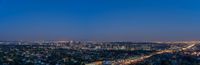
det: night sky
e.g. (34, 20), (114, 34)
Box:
(0, 0), (200, 41)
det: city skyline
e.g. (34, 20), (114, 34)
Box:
(0, 0), (200, 41)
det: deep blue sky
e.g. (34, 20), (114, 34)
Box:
(0, 0), (200, 41)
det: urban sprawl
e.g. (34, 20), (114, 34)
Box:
(0, 41), (199, 65)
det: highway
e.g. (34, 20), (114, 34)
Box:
(112, 43), (197, 65)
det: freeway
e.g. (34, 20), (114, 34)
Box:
(112, 43), (197, 65)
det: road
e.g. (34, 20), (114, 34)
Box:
(86, 43), (196, 65)
(112, 43), (196, 65)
